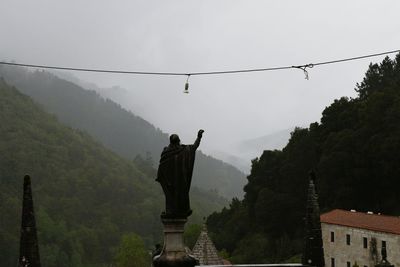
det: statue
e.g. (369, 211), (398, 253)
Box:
(156, 130), (204, 219)
(154, 130), (203, 267)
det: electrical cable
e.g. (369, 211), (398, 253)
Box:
(0, 49), (399, 77)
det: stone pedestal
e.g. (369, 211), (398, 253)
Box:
(153, 217), (198, 267)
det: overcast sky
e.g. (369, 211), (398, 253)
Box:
(1, 1), (400, 161)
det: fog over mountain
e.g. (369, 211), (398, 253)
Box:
(53, 70), (293, 172)
(2, 1), (400, 167)
(2, 1), (400, 265)
(0, 65), (247, 199)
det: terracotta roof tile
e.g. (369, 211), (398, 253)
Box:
(321, 209), (400, 235)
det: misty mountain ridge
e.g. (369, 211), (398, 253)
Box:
(211, 128), (294, 173)
(52, 70), (152, 125)
(0, 65), (246, 199)
(209, 150), (250, 174)
(53, 71), (294, 173)
(239, 127), (294, 151)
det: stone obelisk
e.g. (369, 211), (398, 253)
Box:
(19, 175), (41, 267)
(302, 171), (324, 267)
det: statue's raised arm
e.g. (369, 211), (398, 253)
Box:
(193, 129), (204, 149)
(156, 129), (204, 219)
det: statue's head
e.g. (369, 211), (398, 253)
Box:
(169, 134), (180, 145)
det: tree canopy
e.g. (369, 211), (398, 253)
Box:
(114, 233), (151, 267)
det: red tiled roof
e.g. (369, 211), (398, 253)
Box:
(321, 209), (400, 235)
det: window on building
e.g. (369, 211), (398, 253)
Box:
(330, 231), (335, 242)
(382, 240), (386, 248)
(364, 265), (368, 267)
(363, 237), (368, 248)
(346, 234), (351, 245)
(347, 261), (351, 267)
(331, 258), (335, 267)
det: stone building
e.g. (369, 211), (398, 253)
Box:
(321, 209), (400, 267)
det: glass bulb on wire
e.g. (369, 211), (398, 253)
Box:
(184, 75), (190, 94)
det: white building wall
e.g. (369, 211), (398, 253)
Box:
(322, 223), (400, 267)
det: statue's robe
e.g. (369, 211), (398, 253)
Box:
(156, 144), (197, 218)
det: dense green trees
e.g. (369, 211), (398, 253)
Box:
(207, 54), (400, 263)
(114, 233), (151, 267)
(183, 224), (202, 249)
(0, 80), (226, 266)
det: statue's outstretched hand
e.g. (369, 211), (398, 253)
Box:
(198, 129), (204, 138)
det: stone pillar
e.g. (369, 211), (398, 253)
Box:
(153, 217), (198, 267)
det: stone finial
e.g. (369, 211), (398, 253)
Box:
(192, 223), (223, 265)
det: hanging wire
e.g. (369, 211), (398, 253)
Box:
(0, 49), (398, 78)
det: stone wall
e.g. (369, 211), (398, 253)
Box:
(322, 223), (400, 267)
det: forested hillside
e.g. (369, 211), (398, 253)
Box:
(0, 80), (227, 266)
(0, 66), (245, 199)
(207, 54), (400, 263)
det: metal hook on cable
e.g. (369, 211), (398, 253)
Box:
(184, 74), (191, 94)
(292, 64), (314, 80)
